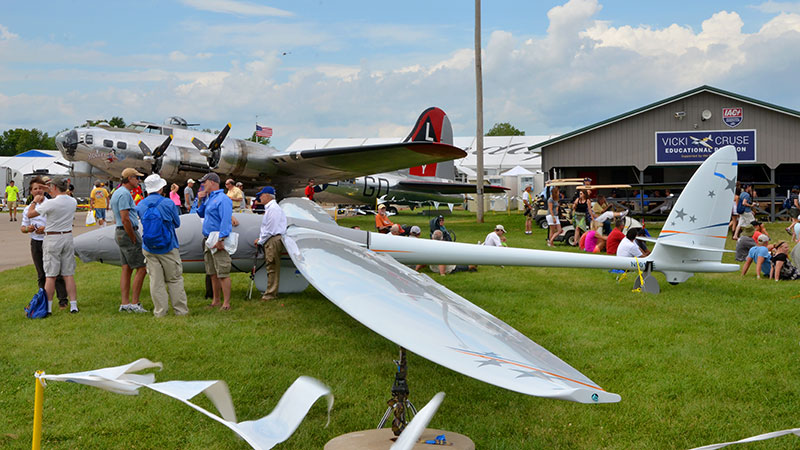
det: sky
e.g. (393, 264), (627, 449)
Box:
(2, 0), (800, 149)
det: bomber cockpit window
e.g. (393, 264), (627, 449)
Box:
(103, 139), (113, 148)
(146, 126), (161, 134)
(117, 141), (127, 150)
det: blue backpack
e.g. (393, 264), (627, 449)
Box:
(141, 199), (171, 251)
(25, 288), (48, 319)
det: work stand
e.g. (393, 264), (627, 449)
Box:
(377, 346), (418, 436)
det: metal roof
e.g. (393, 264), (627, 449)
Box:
(529, 85), (800, 151)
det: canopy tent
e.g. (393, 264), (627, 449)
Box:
(0, 150), (71, 184)
(500, 165), (535, 177)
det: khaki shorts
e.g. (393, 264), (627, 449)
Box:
(43, 233), (76, 277)
(115, 228), (146, 268)
(738, 211), (755, 228)
(203, 245), (231, 278)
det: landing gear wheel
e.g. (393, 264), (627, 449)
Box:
(387, 206), (398, 215)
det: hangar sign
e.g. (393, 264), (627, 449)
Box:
(655, 129), (756, 164)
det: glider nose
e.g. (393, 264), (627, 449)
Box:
(56, 129), (79, 159)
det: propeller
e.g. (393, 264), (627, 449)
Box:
(137, 135), (173, 172)
(191, 124), (231, 166)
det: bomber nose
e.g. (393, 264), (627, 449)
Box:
(56, 129), (78, 158)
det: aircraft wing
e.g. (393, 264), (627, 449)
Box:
(397, 180), (509, 194)
(283, 223), (620, 404)
(269, 142), (465, 186)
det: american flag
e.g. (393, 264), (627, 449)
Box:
(256, 124), (273, 138)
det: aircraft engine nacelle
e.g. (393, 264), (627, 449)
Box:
(213, 140), (276, 183)
(156, 146), (214, 181)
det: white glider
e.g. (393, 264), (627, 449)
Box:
(73, 146), (741, 405)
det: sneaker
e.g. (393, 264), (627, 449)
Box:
(70, 307), (79, 314)
(129, 303), (149, 313)
(119, 304), (132, 312)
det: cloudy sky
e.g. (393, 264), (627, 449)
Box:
(2, 0), (800, 148)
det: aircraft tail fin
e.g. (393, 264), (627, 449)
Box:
(404, 107), (455, 179)
(648, 145), (738, 280)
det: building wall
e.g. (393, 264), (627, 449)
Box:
(542, 91), (800, 172)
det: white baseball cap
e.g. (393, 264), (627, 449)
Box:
(495, 224), (506, 232)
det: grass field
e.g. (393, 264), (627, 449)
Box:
(2, 209), (800, 449)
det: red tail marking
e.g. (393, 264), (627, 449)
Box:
(409, 164), (438, 177)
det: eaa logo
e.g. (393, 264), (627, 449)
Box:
(723, 107), (743, 128)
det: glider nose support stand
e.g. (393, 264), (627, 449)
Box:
(377, 346), (418, 435)
(632, 260), (660, 294)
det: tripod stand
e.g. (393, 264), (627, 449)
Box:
(377, 346), (418, 436)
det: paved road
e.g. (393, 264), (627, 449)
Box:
(0, 210), (100, 272)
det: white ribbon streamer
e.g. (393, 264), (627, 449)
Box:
(37, 359), (333, 450)
(391, 392), (445, 450)
(690, 428), (800, 449)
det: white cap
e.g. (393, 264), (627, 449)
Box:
(187, 178), (195, 184)
(410, 226), (421, 235)
(495, 224), (506, 232)
(144, 174), (167, 193)
(757, 234), (770, 243)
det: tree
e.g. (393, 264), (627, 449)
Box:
(108, 116), (126, 128)
(0, 128), (57, 156)
(247, 132), (271, 146)
(486, 122), (525, 136)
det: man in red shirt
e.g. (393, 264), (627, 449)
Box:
(605, 218), (626, 255)
(304, 178), (315, 201)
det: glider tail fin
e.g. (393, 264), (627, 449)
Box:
(404, 107), (455, 179)
(648, 145), (738, 282)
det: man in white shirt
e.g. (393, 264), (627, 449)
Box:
(252, 186), (287, 301)
(616, 228), (647, 258)
(484, 224), (507, 247)
(21, 176), (69, 309)
(521, 185), (533, 235)
(26, 176), (79, 314)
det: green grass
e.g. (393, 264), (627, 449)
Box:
(2, 209), (800, 449)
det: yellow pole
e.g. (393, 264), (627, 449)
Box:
(32, 371), (44, 450)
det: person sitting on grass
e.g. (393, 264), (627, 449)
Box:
(771, 240), (800, 281)
(741, 234), (772, 279)
(375, 204), (399, 234)
(734, 225), (756, 262)
(617, 228), (649, 258)
(751, 220), (769, 242)
(605, 218), (626, 255)
(581, 221), (606, 253)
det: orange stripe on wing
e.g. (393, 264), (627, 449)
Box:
(452, 349), (606, 392)
(372, 249), (413, 253)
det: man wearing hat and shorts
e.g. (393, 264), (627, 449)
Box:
(197, 172), (233, 310)
(26, 176), (80, 314)
(110, 167), (149, 313)
(484, 224), (507, 247)
(253, 186), (286, 301)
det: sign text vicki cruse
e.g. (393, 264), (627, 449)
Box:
(654, 130), (755, 164)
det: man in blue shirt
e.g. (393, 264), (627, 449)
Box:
(110, 167), (148, 313)
(197, 172), (233, 310)
(734, 184), (756, 240)
(136, 174), (188, 317)
(741, 234), (772, 279)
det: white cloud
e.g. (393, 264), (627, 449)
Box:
(4, 1), (800, 151)
(180, 0), (292, 17)
(752, 1), (800, 13)
(0, 24), (18, 41)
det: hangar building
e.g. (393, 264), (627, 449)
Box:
(531, 85), (800, 219)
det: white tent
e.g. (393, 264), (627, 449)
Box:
(0, 150), (71, 185)
(500, 165), (535, 177)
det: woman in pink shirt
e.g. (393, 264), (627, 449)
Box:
(582, 222), (606, 253)
(169, 183), (182, 207)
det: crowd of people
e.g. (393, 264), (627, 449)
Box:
(16, 168), (288, 317)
